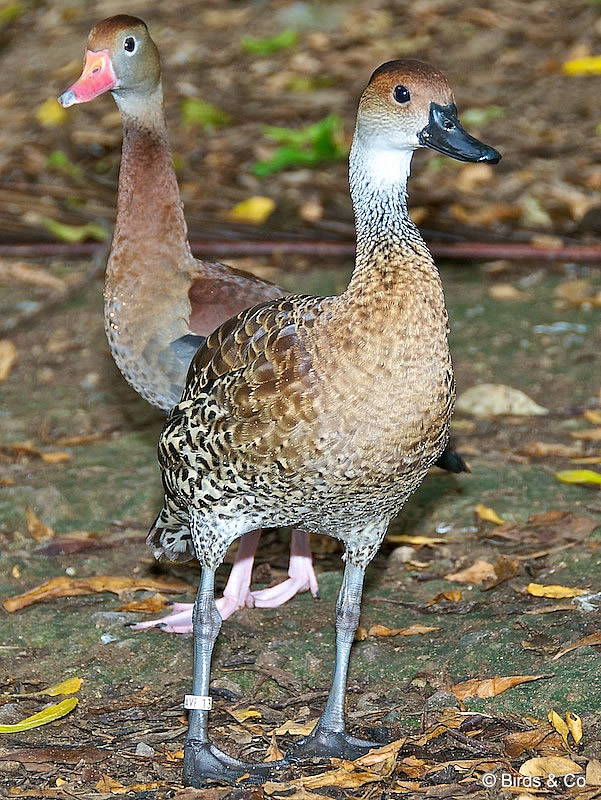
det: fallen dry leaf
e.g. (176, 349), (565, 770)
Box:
(548, 710), (569, 746)
(264, 731), (284, 762)
(503, 727), (560, 758)
(426, 590), (462, 606)
(456, 383), (548, 417)
(488, 284), (528, 301)
(227, 706), (262, 723)
(584, 410), (601, 425)
(521, 440), (583, 459)
(519, 755), (582, 777)
(482, 556), (521, 590)
(445, 559), (496, 585)
(0, 340), (17, 381)
(385, 534), (446, 547)
(552, 631), (601, 660)
(586, 759), (601, 786)
(54, 432), (114, 446)
(26, 508), (55, 542)
(566, 712), (583, 745)
(40, 451), (72, 464)
(451, 674), (546, 701)
(273, 719), (318, 736)
(0, 260), (68, 291)
(570, 427), (601, 442)
(3, 575), (192, 612)
(116, 593), (168, 614)
(475, 503), (505, 525)
(527, 582), (587, 600)
(357, 623), (439, 641)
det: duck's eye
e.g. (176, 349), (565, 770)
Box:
(393, 85), (411, 105)
(124, 36), (136, 53)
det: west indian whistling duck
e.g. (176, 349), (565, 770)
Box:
(149, 59), (500, 785)
(58, 16), (468, 634)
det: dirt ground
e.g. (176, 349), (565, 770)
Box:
(1, 1), (601, 799)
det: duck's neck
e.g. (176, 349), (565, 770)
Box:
(109, 85), (193, 276)
(344, 135), (438, 303)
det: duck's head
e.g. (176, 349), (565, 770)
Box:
(58, 15), (160, 108)
(355, 59), (501, 165)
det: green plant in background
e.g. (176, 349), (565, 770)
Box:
(252, 113), (347, 177)
(46, 150), (82, 179)
(241, 29), (298, 56)
(460, 105), (505, 127)
(180, 97), (232, 131)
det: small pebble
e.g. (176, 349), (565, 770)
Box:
(135, 742), (155, 757)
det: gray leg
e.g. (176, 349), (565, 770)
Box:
(288, 560), (382, 760)
(184, 567), (287, 786)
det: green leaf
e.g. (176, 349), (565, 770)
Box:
(38, 217), (108, 243)
(252, 113), (347, 177)
(0, 697), (78, 734)
(180, 98), (232, 131)
(460, 106), (505, 127)
(46, 150), (82, 179)
(241, 29), (297, 55)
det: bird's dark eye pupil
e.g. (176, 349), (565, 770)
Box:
(393, 85), (411, 104)
(124, 37), (135, 52)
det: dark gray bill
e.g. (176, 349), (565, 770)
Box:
(418, 102), (501, 163)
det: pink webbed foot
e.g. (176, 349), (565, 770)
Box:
(130, 531), (260, 633)
(252, 530), (320, 608)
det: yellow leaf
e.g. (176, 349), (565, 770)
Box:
(563, 55), (601, 75)
(555, 469), (601, 486)
(0, 340), (17, 381)
(228, 706), (262, 723)
(451, 674), (545, 701)
(527, 582), (586, 599)
(584, 409), (601, 425)
(475, 503), (505, 525)
(548, 710), (569, 746)
(42, 677), (83, 697)
(0, 697), (77, 733)
(386, 534), (446, 546)
(519, 755), (582, 777)
(227, 196), (275, 224)
(36, 97), (69, 127)
(566, 712), (583, 745)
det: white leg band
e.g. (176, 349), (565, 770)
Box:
(184, 694), (213, 710)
